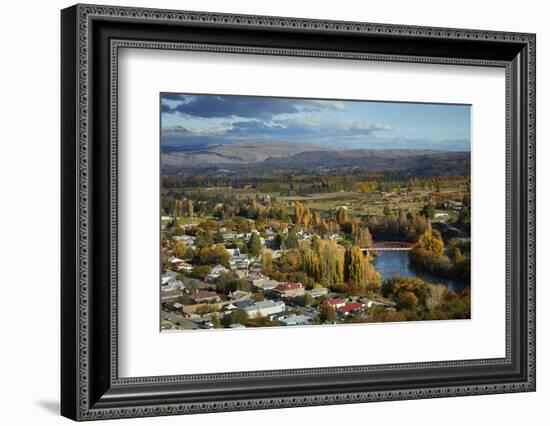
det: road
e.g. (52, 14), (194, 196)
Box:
(161, 311), (199, 330)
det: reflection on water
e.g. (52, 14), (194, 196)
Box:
(372, 250), (469, 293)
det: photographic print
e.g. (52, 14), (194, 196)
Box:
(160, 94), (471, 331)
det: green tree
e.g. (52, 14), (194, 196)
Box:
(422, 201), (436, 220)
(284, 227), (299, 249)
(302, 293), (314, 307)
(228, 309), (249, 325)
(247, 232), (262, 257)
(344, 245), (380, 292)
(344, 245), (366, 286)
(191, 264), (211, 279)
(273, 233), (284, 250)
(348, 220), (373, 247)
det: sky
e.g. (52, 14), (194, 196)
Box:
(161, 93), (471, 151)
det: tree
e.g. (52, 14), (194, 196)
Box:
(247, 232), (262, 257)
(294, 201), (312, 227)
(336, 207), (349, 225)
(344, 245), (366, 286)
(173, 240), (186, 258)
(381, 275), (429, 310)
(422, 201), (436, 220)
(212, 313), (221, 329)
(194, 245), (228, 266)
(426, 284), (452, 310)
(356, 181), (376, 195)
(383, 204), (392, 216)
(186, 199), (194, 217)
(272, 233), (284, 250)
(284, 227), (299, 249)
(195, 234), (214, 249)
(302, 293), (314, 307)
(191, 264), (211, 279)
(344, 245), (380, 292)
(367, 305), (407, 323)
(416, 231), (444, 256)
(348, 220), (373, 247)
(298, 239), (344, 287)
(228, 309), (249, 325)
(261, 249), (273, 270)
(319, 304), (337, 323)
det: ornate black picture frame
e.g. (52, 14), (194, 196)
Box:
(61, 4), (536, 421)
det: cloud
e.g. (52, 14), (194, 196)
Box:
(162, 116), (395, 149)
(161, 94), (346, 119)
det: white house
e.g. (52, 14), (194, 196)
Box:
(278, 314), (310, 326)
(243, 300), (285, 318)
(226, 248), (241, 257)
(207, 264), (229, 282)
(306, 287), (329, 298)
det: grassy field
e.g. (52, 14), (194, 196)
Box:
(161, 216), (214, 226)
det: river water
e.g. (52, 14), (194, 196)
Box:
(372, 250), (469, 293)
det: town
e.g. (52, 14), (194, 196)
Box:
(160, 174), (471, 331)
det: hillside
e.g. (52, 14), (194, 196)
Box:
(161, 141), (470, 177)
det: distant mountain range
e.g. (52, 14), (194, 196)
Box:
(161, 140), (470, 177)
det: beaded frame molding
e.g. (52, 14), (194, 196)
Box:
(61, 4), (536, 421)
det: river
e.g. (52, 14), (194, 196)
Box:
(371, 250), (469, 293)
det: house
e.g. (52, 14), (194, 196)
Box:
(170, 280), (184, 290)
(211, 264), (229, 275)
(176, 261), (193, 273)
(161, 272), (175, 286)
(234, 269), (248, 279)
(230, 254), (250, 270)
(306, 287), (329, 298)
(190, 290), (220, 304)
(229, 290), (252, 301)
(446, 200), (464, 211)
(207, 264), (229, 282)
(337, 302), (366, 317)
(249, 262), (263, 275)
(243, 300), (286, 318)
(278, 314), (310, 326)
(225, 248), (241, 257)
(234, 299), (255, 309)
(173, 234), (196, 249)
(223, 303), (238, 312)
(169, 256), (184, 266)
(252, 278), (282, 292)
(269, 283), (305, 299)
(322, 298), (346, 309)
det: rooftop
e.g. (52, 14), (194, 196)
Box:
(243, 300), (285, 312)
(191, 290), (219, 300)
(323, 298), (345, 306)
(273, 283), (303, 292)
(338, 303), (365, 313)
